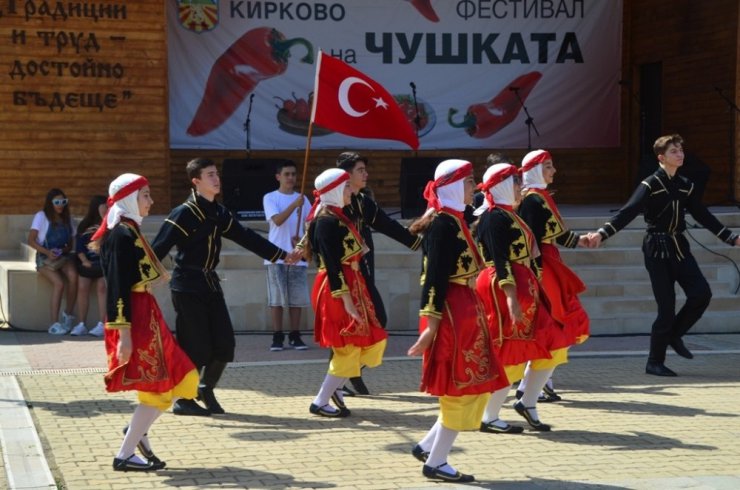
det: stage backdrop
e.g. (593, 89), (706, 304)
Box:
(168, 0), (621, 151)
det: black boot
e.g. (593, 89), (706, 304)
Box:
(172, 398), (210, 416)
(198, 360), (228, 414)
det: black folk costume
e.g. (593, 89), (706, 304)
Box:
(151, 189), (288, 415)
(95, 173), (198, 472)
(474, 163), (568, 433)
(411, 159), (507, 484)
(306, 169), (387, 418)
(598, 166), (738, 374)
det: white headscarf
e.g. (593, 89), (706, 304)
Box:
(306, 168), (349, 221)
(474, 163), (519, 216)
(106, 173), (147, 229)
(423, 159), (473, 216)
(521, 149), (551, 190)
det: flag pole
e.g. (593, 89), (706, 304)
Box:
(294, 120), (314, 238)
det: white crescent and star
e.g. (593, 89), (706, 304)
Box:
(338, 77), (389, 118)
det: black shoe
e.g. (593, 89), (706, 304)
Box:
(422, 463), (475, 483)
(309, 403), (349, 418)
(515, 389), (524, 400)
(349, 376), (370, 395)
(670, 339), (694, 359)
(645, 361), (677, 377)
(122, 426), (166, 469)
(411, 444), (429, 463)
(270, 331), (285, 351)
(288, 331), (308, 350)
(513, 400), (551, 431)
(480, 419), (524, 434)
(112, 455), (156, 472)
(542, 384), (563, 402)
(330, 391), (351, 417)
(198, 386), (225, 414)
(172, 398), (211, 417)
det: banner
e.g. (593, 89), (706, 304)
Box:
(168, 0), (622, 150)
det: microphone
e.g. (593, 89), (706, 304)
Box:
(410, 81), (416, 90)
(509, 86), (519, 91)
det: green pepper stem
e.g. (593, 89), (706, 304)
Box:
(448, 108), (476, 129)
(271, 29), (314, 64)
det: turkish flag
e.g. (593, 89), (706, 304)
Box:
(311, 51), (419, 150)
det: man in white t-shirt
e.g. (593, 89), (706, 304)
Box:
(263, 160), (312, 351)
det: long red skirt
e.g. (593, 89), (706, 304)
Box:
(476, 263), (567, 366)
(311, 264), (387, 348)
(104, 292), (195, 393)
(420, 283), (509, 397)
(540, 243), (590, 344)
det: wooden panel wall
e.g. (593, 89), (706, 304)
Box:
(627, 0), (740, 204)
(0, 1), (170, 216)
(1, 1), (738, 215)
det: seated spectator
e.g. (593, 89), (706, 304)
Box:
(70, 195), (107, 337)
(28, 188), (78, 334)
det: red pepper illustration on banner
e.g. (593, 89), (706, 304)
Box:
(448, 71), (542, 138)
(187, 27), (314, 137)
(405, 0), (440, 22)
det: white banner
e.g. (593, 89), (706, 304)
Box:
(168, 0), (621, 150)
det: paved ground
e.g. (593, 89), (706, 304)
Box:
(1, 329), (740, 489)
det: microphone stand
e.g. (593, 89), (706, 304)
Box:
(714, 86), (740, 206)
(243, 93), (255, 159)
(511, 87), (540, 150)
(410, 81), (420, 156)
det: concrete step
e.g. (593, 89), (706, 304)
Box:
(582, 280), (739, 298)
(582, 292), (740, 316)
(587, 311), (740, 336)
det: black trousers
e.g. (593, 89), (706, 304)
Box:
(360, 258), (387, 328)
(171, 290), (235, 368)
(644, 252), (711, 363)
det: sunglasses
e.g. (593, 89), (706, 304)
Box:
(52, 198), (68, 206)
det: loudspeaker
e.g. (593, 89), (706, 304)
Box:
(400, 157), (443, 218)
(221, 158), (285, 220)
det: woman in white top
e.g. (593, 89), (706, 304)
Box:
(28, 188), (79, 334)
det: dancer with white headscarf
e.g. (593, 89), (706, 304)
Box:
(305, 168), (387, 418)
(91, 173), (198, 472)
(407, 159), (508, 483)
(516, 150), (591, 402)
(474, 163), (569, 434)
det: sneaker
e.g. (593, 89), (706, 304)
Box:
(89, 322), (105, 337)
(288, 331), (308, 350)
(270, 332), (285, 351)
(48, 322), (70, 335)
(61, 312), (75, 330)
(70, 322), (88, 336)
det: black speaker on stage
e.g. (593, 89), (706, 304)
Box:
(400, 157), (444, 218)
(221, 158), (284, 220)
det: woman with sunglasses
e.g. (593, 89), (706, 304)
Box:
(28, 188), (79, 334)
(474, 164), (569, 433)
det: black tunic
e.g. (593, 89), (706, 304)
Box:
(151, 190), (286, 293)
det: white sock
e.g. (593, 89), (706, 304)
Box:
(313, 374), (345, 408)
(426, 424), (459, 469)
(546, 377), (554, 391)
(417, 420), (440, 451)
(520, 367), (554, 421)
(482, 386), (510, 423)
(117, 404), (161, 460)
(518, 362), (533, 392)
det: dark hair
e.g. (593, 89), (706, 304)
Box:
(653, 134), (684, 156)
(486, 152), (513, 166)
(274, 159), (297, 174)
(42, 188), (71, 226)
(77, 195), (107, 234)
(186, 157), (217, 181)
(336, 151), (368, 171)
(409, 212), (434, 235)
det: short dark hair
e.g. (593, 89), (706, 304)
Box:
(274, 159), (297, 174)
(336, 151), (368, 171)
(186, 157), (217, 181)
(653, 134), (684, 156)
(486, 152), (513, 166)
